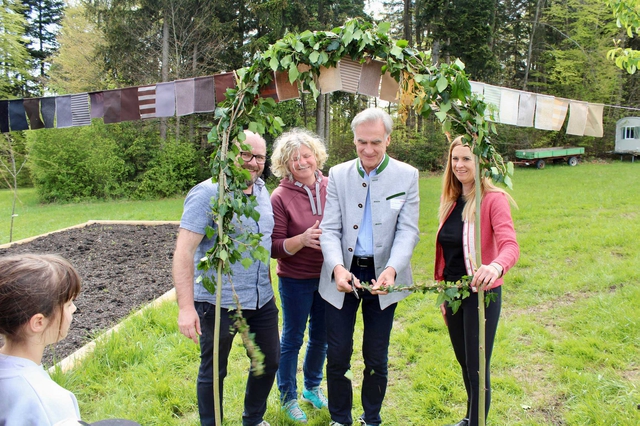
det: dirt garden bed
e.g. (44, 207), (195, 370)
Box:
(0, 223), (179, 367)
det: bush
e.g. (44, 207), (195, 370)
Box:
(134, 138), (202, 199)
(26, 124), (128, 202)
(26, 120), (206, 202)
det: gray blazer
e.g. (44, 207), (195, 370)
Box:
(319, 154), (420, 310)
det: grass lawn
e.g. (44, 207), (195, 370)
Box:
(11, 161), (640, 425)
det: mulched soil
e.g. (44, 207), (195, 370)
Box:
(0, 223), (178, 367)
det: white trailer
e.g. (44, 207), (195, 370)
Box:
(615, 117), (640, 162)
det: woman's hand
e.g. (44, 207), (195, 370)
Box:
(300, 220), (322, 250)
(471, 263), (502, 291)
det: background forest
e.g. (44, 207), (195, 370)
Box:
(1, 0), (638, 202)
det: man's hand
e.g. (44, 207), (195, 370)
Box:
(178, 306), (201, 344)
(370, 266), (396, 295)
(334, 264), (359, 292)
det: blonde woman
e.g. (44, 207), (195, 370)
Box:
(270, 128), (329, 423)
(435, 136), (519, 426)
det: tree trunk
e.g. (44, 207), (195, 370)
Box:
(316, 94), (326, 138)
(324, 94), (330, 141)
(160, 10), (170, 141)
(403, 0), (413, 45)
(523, 0), (544, 91)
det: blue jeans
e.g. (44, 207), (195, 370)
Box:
(277, 276), (327, 404)
(195, 298), (280, 426)
(445, 286), (502, 426)
(325, 262), (396, 426)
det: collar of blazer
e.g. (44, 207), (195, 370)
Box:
(356, 154), (390, 178)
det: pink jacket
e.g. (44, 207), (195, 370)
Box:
(434, 191), (519, 288)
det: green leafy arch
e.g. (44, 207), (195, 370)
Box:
(200, 19), (512, 426)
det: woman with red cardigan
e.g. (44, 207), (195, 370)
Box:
(435, 136), (519, 426)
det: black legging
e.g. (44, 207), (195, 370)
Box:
(445, 286), (502, 426)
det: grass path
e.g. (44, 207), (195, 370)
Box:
(8, 162), (639, 425)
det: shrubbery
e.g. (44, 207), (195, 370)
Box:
(26, 120), (207, 202)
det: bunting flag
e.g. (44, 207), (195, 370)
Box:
(194, 76), (216, 112)
(566, 101), (588, 136)
(339, 57), (362, 94)
(358, 60), (383, 97)
(175, 79), (195, 116)
(0, 101), (8, 133)
(274, 71), (300, 101)
(550, 98), (569, 131)
(71, 94), (91, 127)
(41, 97), (55, 128)
(9, 100), (28, 131)
(583, 103), (604, 137)
(214, 72), (236, 103)
(24, 98), (44, 130)
(379, 72), (399, 103)
(499, 89), (520, 125)
(120, 87), (140, 122)
(103, 90), (122, 124)
(470, 81), (485, 97)
(155, 82), (175, 117)
(89, 92), (104, 119)
(0, 70), (612, 138)
(259, 78), (278, 101)
(483, 85), (502, 121)
(55, 95), (73, 128)
(534, 95), (555, 130)
(517, 92), (536, 127)
(138, 85), (156, 119)
(318, 65), (342, 93)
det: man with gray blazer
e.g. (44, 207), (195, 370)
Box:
(319, 108), (420, 426)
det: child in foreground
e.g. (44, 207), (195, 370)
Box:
(0, 253), (82, 426)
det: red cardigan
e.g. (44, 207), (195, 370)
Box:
(434, 191), (519, 288)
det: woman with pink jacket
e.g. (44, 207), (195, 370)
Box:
(435, 136), (519, 426)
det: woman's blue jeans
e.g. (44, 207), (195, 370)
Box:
(277, 276), (327, 404)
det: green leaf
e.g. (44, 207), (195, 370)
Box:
(377, 22), (391, 34)
(396, 39), (409, 48)
(327, 40), (340, 51)
(269, 56), (279, 71)
(309, 51), (320, 63)
(286, 67), (300, 87)
(436, 76), (448, 93)
(435, 110), (447, 122)
(390, 45), (404, 59)
(241, 258), (253, 269)
(344, 369), (354, 381)
(504, 175), (513, 189)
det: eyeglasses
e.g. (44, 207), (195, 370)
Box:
(240, 151), (267, 164)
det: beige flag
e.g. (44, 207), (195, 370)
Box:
(499, 88), (520, 125)
(379, 72), (399, 103)
(317, 65), (342, 94)
(550, 98), (569, 131)
(583, 103), (604, 137)
(566, 101), (588, 136)
(534, 95), (555, 130)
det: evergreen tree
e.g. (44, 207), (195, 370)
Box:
(21, 0), (64, 94)
(0, 0), (30, 97)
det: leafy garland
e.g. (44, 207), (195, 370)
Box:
(359, 278), (497, 315)
(196, 18), (514, 425)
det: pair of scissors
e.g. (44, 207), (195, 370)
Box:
(350, 273), (359, 299)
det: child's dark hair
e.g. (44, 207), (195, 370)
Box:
(0, 253), (81, 342)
